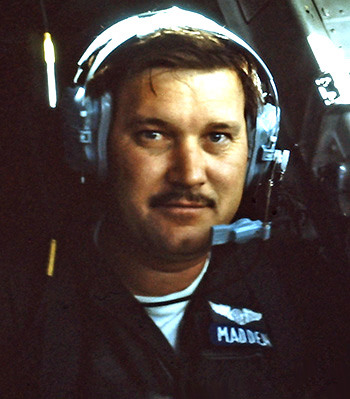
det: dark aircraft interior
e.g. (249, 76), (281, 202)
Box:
(1, 0), (349, 395)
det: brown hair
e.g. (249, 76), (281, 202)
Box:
(86, 28), (263, 122)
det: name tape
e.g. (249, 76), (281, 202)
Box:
(210, 324), (272, 347)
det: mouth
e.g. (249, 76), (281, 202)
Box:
(160, 201), (206, 208)
(150, 192), (216, 209)
(154, 201), (211, 222)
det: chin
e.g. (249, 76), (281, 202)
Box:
(154, 231), (212, 260)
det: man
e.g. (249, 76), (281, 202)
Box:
(3, 7), (346, 399)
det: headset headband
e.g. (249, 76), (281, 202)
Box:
(74, 6), (278, 104)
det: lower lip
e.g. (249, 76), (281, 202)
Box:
(156, 205), (207, 217)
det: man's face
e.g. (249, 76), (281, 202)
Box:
(108, 68), (248, 261)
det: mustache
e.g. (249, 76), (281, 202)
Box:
(149, 190), (216, 208)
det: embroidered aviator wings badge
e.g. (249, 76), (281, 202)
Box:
(209, 301), (262, 325)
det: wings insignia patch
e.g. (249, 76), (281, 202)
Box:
(209, 301), (263, 325)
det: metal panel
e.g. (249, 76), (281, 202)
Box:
(236, 0), (271, 23)
(289, 0), (329, 37)
(290, 0), (350, 66)
(313, 0), (350, 61)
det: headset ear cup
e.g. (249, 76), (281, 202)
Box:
(60, 87), (110, 179)
(61, 86), (91, 174)
(245, 103), (280, 191)
(95, 92), (112, 180)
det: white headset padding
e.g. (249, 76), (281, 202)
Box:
(256, 102), (279, 138)
(245, 102), (280, 188)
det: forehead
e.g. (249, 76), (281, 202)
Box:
(114, 68), (245, 123)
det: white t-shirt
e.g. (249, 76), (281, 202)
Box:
(135, 258), (210, 349)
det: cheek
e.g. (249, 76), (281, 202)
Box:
(110, 145), (165, 200)
(214, 154), (248, 188)
(211, 154), (248, 212)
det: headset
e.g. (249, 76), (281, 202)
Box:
(62, 6), (290, 244)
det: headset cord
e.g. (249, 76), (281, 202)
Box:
(263, 156), (287, 225)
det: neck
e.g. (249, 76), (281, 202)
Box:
(100, 227), (209, 297)
(117, 254), (208, 296)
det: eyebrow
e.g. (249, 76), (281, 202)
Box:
(125, 117), (170, 130)
(206, 122), (242, 133)
(125, 116), (243, 134)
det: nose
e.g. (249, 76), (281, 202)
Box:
(166, 139), (207, 188)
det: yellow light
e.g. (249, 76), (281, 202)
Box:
(43, 32), (57, 108)
(46, 239), (57, 277)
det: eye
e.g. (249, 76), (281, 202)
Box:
(134, 130), (170, 149)
(139, 130), (163, 140)
(208, 132), (231, 143)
